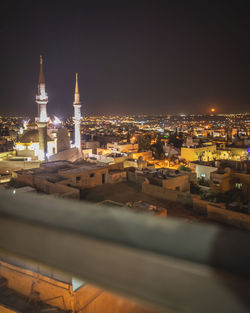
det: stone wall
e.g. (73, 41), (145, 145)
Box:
(127, 172), (148, 190)
(108, 171), (127, 184)
(210, 171), (233, 193)
(207, 205), (250, 231)
(56, 127), (70, 152)
(162, 175), (190, 192)
(14, 173), (79, 199)
(0, 160), (40, 173)
(0, 261), (74, 310)
(142, 182), (250, 230)
(108, 162), (124, 171)
(0, 261), (153, 313)
(58, 168), (109, 189)
(142, 183), (179, 202)
(142, 182), (224, 216)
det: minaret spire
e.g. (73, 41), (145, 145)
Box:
(39, 55), (45, 85)
(36, 55), (48, 121)
(73, 73), (82, 150)
(74, 73), (80, 104)
(36, 55), (49, 161)
(75, 73), (79, 94)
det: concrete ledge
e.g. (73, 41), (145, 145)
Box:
(207, 205), (250, 231)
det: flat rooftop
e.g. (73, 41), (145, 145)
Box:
(59, 162), (108, 175)
(80, 181), (207, 222)
(16, 160), (109, 177)
(136, 168), (187, 180)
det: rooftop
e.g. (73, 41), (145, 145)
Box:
(192, 160), (250, 174)
(135, 168), (187, 180)
(59, 161), (108, 175)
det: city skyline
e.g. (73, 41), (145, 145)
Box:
(1, 1), (250, 116)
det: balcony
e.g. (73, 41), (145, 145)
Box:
(0, 190), (249, 313)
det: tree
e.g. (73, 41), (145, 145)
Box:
(151, 139), (165, 160)
(168, 132), (183, 149)
(138, 135), (151, 152)
(127, 132), (131, 143)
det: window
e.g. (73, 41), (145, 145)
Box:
(200, 174), (206, 178)
(102, 173), (106, 184)
(235, 183), (242, 190)
(89, 173), (95, 178)
(213, 180), (220, 187)
(76, 176), (81, 182)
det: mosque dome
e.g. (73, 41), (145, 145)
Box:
(19, 129), (53, 143)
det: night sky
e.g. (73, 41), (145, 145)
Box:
(1, 0), (250, 117)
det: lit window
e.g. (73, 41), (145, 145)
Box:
(235, 183), (242, 190)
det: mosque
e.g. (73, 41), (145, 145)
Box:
(15, 56), (82, 161)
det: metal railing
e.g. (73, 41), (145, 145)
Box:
(0, 190), (249, 313)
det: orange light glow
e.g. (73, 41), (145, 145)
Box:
(211, 108), (215, 112)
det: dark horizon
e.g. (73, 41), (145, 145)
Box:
(1, 0), (250, 117)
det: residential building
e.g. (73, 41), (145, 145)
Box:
(181, 145), (216, 162)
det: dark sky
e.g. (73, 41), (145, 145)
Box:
(0, 0), (250, 117)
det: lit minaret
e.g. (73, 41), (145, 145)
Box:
(36, 55), (48, 122)
(36, 55), (49, 161)
(73, 73), (82, 150)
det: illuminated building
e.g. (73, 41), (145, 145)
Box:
(181, 145), (217, 162)
(73, 73), (82, 150)
(36, 55), (48, 123)
(15, 56), (57, 160)
(15, 130), (55, 158)
(106, 142), (138, 153)
(36, 55), (49, 161)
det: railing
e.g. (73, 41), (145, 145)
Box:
(0, 190), (249, 313)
